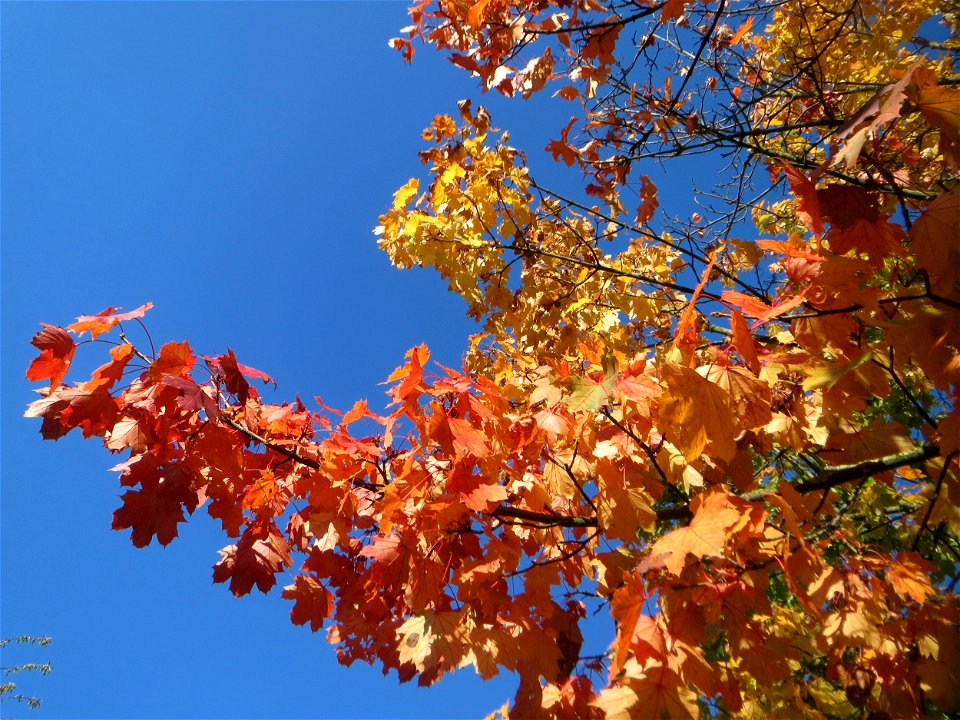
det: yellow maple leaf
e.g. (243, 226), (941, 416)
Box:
(397, 611), (465, 677)
(659, 363), (738, 462)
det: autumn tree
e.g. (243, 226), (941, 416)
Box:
(25, 0), (960, 717)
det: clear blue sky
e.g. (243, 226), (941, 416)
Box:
(1, 2), (584, 718)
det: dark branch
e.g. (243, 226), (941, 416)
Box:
(220, 413), (384, 492)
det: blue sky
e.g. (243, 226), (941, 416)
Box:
(1, 2), (586, 718)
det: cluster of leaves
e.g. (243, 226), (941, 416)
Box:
(1, 636), (52, 711)
(26, 0), (960, 717)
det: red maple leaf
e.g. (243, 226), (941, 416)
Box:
(111, 466), (201, 547)
(84, 344), (135, 392)
(205, 349), (274, 403)
(26, 324), (76, 390)
(25, 387), (121, 440)
(213, 521), (292, 596)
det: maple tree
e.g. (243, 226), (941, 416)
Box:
(25, 0), (960, 717)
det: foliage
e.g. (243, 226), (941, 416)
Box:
(0, 636), (52, 712)
(25, 0), (960, 717)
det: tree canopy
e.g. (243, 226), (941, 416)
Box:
(25, 1), (959, 717)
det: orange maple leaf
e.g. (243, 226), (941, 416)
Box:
(659, 363), (738, 462)
(447, 416), (490, 458)
(594, 661), (698, 719)
(148, 340), (195, 380)
(282, 575), (332, 632)
(910, 189), (960, 293)
(68, 302), (153, 340)
(781, 162), (824, 238)
(649, 492), (742, 574)
(730, 309), (761, 374)
(721, 290), (806, 323)
(659, 0), (690, 22)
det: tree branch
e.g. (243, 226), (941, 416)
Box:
(491, 506), (598, 528)
(652, 443), (943, 523)
(792, 444), (940, 494)
(220, 413), (385, 493)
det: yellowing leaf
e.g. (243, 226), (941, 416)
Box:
(594, 660), (698, 719)
(802, 350), (873, 391)
(700, 364), (772, 429)
(397, 611), (465, 677)
(659, 363), (738, 462)
(823, 609), (882, 649)
(566, 373), (616, 413)
(392, 178), (419, 210)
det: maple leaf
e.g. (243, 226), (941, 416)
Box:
(533, 404), (571, 441)
(885, 552), (936, 605)
(729, 309), (761, 374)
(111, 466), (201, 548)
(84, 343), (135, 392)
(148, 340), (195, 380)
(160, 375), (219, 416)
(358, 533), (403, 566)
(822, 607), (882, 649)
(282, 575), (333, 632)
(906, 65), (960, 168)
(659, 0), (690, 22)
(25, 386), (121, 440)
(205, 349), (274, 403)
(26, 324), (75, 390)
(566, 357), (617, 413)
(104, 414), (153, 452)
(68, 302), (153, 339)
(213, 522), (292, 596)
(541, 676), (598, 719)
(593, 660), (698, 719)
(658, 363), (738, 462)
(387, 36), (414, 63)
(446, 416), (489, 459)
(700, 364), (772, 430)
(610, 572), (652, 676)
(340, 398), (371, 427)
(830, 62), (920, 169)
(397, 611), (465, 679)
(721, 290), (806, 323)
(391, 178), (419, 210)
(241, 469), (279, 512)
(461, 482), (508, 512)
(781, 162), (824, 237)
(565, 374), (614, 413)
(910, 189), (960, 293)
(386, 343), (429, 405)
(635, 175), (659, 225)
(546, 117), (580, 167)
(466, 0), (491, 29)
(648, 492), (742, 574)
